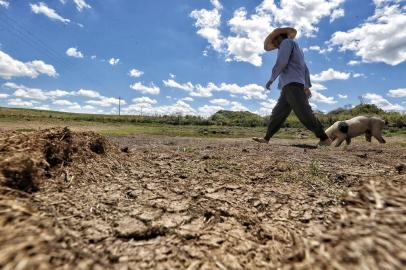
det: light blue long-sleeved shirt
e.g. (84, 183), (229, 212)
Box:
(269, 39), (311, 89)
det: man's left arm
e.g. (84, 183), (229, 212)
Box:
(304, 64), (312, 89)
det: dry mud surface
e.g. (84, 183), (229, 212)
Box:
(0, 128), (405, 270)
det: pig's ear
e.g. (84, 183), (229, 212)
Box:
(338, 121), (349, 133)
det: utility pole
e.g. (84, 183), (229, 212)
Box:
(118, 96), (121, 116)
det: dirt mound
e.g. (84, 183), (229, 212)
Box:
(0, 128), (113, 192)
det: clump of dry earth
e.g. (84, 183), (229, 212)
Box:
(0, 128), (405, 269)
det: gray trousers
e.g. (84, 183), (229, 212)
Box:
(265, 82), (328, 141)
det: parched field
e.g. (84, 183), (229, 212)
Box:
(0, 128), (405, 269)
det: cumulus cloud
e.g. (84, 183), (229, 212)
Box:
(30, 2), (70, 24)
(256, 99), (277, 116)
(66, 47), (84, 58)
(0, 93), (9, 98)
(311, 91), (337, 104)
(86, 97), (124, 107)
(330, 8), (345, 22)
(3, 82), (48, 100)
(0, 1), (9, 8)
(307, 82), (337, 104)
(329, 2), (406, 65)
(190, 2), (224, 53)
(124, 100), (196, 116)
(48, 89), (71, 97)
(0, 50), (57, 79)
(130, 82), (160, 95)
(308, 45), (333, 54)
(132, 97), (157, 104)
(163, 77), (267, 100)
(198, 104), (224, 116)
(7, 98), (34, 107)
(191, 0), (345, 66)
(210, 98), (230, 106)
(388, 88), (406, 97)
(108, 58), (120, 65)
(363, 92), (404, 111)
(311, 68), (350, 82)
(163, 79), (194, 92)
(74, 89), (101, 98)
(181, 97), (194, 102)
(129, 69), (144, 78)
(53, 99), (79, 106)
(338, 94), (348, 99)
(347, 60), (361, 66)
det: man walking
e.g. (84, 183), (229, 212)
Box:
(253, 27), (332, 146)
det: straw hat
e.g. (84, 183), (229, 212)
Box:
(264, 27), (297, 51)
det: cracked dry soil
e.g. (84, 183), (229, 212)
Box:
(0, 128), (405, 270)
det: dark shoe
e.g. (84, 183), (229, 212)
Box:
(252, 137), (269, 144)
(318, 138), (332, 147)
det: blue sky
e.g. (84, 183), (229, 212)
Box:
(0, 0), (405, 116)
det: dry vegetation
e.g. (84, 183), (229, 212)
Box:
(0, 128), (405, 269)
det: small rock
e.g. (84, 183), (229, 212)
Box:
(115, 218), (148, 239)
(121, 146), (130, 153)
(395, 163), (406, 174)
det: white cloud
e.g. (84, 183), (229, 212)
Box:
(181, 97), (194, 102)
(347, 60), (361, 66)
(130, 82), (160, 95)
(364, 93), (404, 111)
(3, 82), (48, 100)
(163, 79), (195, 92)
(329, 2), (406, 65)
(7, 98), (34, 107)
(230, 101), (249, 111)
(0, 1), (9, 8)
(124, 100), (196, 116)
(308, 82), (337, 104)
(48, 89), (71, 97)
(108, 58), (120, 65)
(30, 2), (70, 24)
(191, 0), (346, 66)
(86, 97), (124, 107)
(388, 88), (406, 97)
(330, 8), (345, 22)
(66, 47), (84, 58)
(210, 98), (230, 106)
(132, 96), (157, 104)
(353, 73), (365, 78)
(73, 0), (91, 11)
(308, 45), (333, 54)
(129, 68), (144, 78)
(53, 99), (78, 106)
(74, 89), (101, 98)
(210, 0), (223, 10)
(0, 93), (9, 98)
(0, 50), (57, 79)
(259, 0), (345, 37)
(163, 77), (266, 100)
(311, 68), (350, 82)
(169, 73), (176, 78)
(311, 91), (337, 104)
(256, 99), (277, 116)
(198, 104), (224, 117)
(190, 2), (224, 53)
(338, 94), (348, 99)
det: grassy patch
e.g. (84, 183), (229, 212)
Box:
(15, 128), (36, 133)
